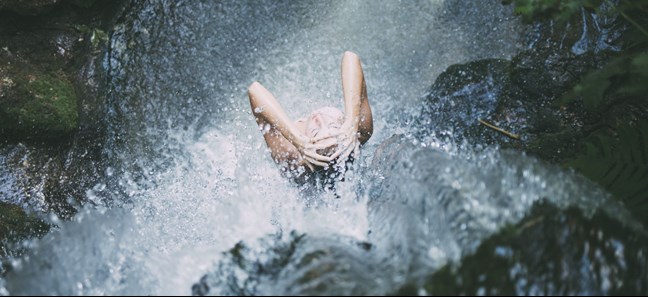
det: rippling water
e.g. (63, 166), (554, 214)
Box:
(3, 0), (630, 295)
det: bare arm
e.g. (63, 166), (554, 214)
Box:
(341, 51), (373, 144)
(248, 82), (307, 148)
(248, 82), (331, 168)
(315, 51), (373, 163)
(248, 84), (302, 166)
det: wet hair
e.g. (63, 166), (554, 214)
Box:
(301, 107), (344, 157)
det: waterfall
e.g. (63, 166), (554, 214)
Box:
(6, 1), (616, 295)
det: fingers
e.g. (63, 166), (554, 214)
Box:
(311, 133), (339, 143)
(304, 155), (329, 167)
(353, 141), (360, 158)
(329, 137), (355, 160)
(303, 159), (315, 171)
(337, 142), (355, 164)
(302, 149), (333, 162)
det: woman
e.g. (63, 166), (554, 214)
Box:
(247, 51), (373, 174)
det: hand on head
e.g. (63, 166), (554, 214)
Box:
(296, 107), (360, 170)
(248, 51), (371, 173)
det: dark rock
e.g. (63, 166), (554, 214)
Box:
(416, 6), (622, 164)
(193, 232), (386, 296)
(0, 0), (60, 16)
(395, 201), (648, 295)
(0, 143), (86, 218)
(417, 59), (515, 144)
(0, 0), (128, 219)
(0, 201), (50, 258)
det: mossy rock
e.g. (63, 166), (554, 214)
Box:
(0, 202), (50, 258)
(0, 58), (78, 140)
(0, 0), (60, 15)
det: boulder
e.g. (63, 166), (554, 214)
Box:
(0, 55), (78, 140)
(0, 0), (60, 16)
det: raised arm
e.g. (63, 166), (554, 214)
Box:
(319, 52), (374, 163)
(248, 82), (332, 169)
(341, 51), (373, 144)
(248, 82), (303, 166)
(248, 82), (306, 147)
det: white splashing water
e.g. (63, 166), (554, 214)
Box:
(3, 0), (622, 295)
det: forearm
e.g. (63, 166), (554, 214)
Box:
(358, 79), (373, 144)
(248, 82), (308, 146)
(341, 52), (364, 130)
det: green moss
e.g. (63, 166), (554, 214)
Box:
(0, 202), (50, 258)
(0, 69), (78, 140)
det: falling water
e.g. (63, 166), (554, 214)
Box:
(1, 0), (630, 295)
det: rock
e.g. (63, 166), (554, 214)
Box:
(366, 134), (637, 286)
(193, 232), (385, 296)
(0, 0), (60, 16)
(416, 5), (622, 163)
(0, 143), (83, 218)
(395, 201), (648, 295)
(68, 0), (98, 9)
(416, 59), (515, 144)
(0, 55), (78, 140)
(0, 201), (50, 258)
(0, 0), (127, 219)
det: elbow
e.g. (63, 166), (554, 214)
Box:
(344, 51), (358, 58)
(248, 81), (261, 95)
(343, 51), (360, 63)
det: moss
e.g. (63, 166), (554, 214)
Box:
(0, 202), (50, 258)
(0, 67), (78, 140)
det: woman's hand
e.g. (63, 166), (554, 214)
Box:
(312, 122), (360, 165)
(293, 136), (336, 168)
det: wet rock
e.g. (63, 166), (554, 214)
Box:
(366, 134), (637, 287)
(417, 59), (515, 144)
(395, 201), (648, 295)
(0, 0), (60, 16)
(0, 201), (50, 258)
(0, 143), (88, 218)
(416, 5), (622, 163)
(0, 0), (128, 219)
(0, 55), (78, 140)
(192, 232), (386, 296)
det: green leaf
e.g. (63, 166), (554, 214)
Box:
(567, 120), (648, 224)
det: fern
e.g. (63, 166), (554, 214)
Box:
(564, 52), (648, 112)
(568, 120), (648, 222)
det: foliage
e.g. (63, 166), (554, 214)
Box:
(566, 52), (648, 112)
(505, 0), (648, 225)
(568, 120), (648, 221)
(72, 24), (109, 49)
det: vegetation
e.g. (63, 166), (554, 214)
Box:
(504, 0), (648, 225)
